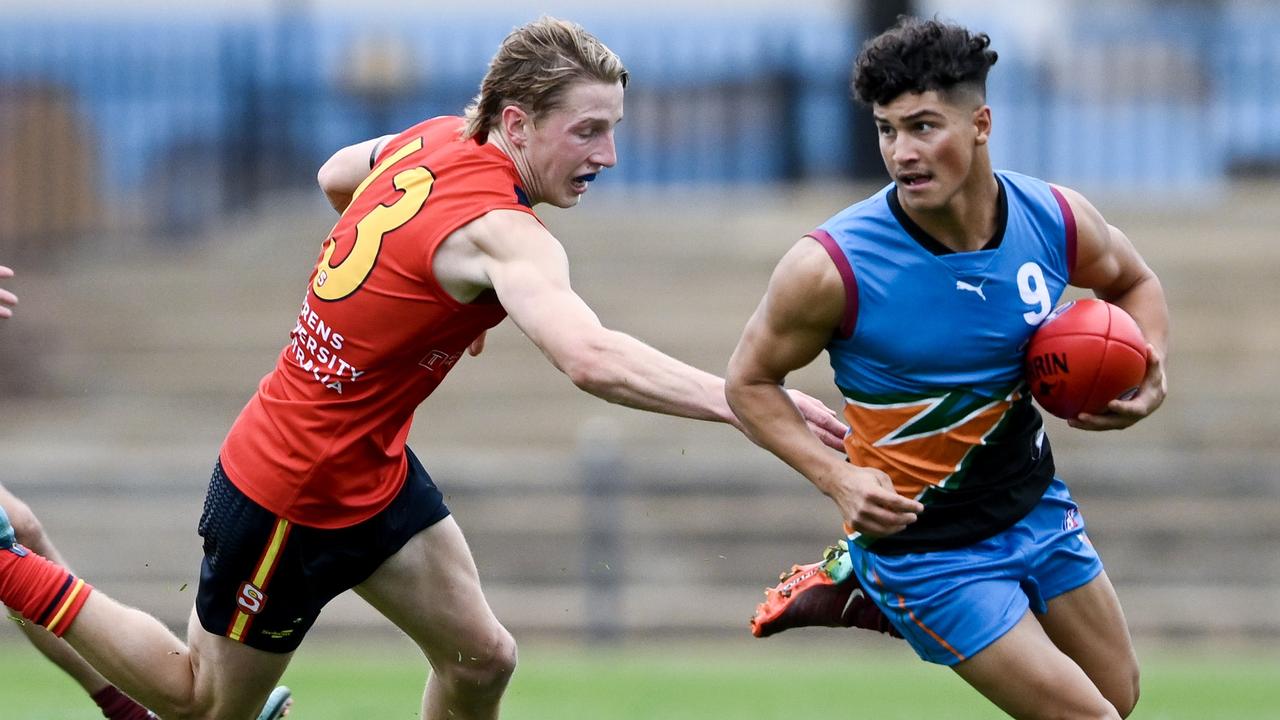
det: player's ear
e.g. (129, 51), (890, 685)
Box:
(500, 105), (532, 148)
(973, 105), (992, 146)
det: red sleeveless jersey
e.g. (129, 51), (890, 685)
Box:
(220, 116), (538, 528)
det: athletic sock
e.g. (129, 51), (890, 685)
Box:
(91, 685), (157, 720)
(0, 545), (94, 637)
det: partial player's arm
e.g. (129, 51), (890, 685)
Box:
(1058, 185), (1169, 430)
(0, 265), (17, 319)
(316, 134), (396, 213)
(454, 210), (845, 446)
(725, 238), (922, 536)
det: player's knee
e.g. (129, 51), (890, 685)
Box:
(470, 628), (518, 693)
(443, 628), (518, 697)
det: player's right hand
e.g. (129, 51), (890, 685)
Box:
(829, 465), (922, 538)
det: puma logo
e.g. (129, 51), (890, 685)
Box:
(956, 279), (987, 301)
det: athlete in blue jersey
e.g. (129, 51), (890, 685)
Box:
(728, 17), (1167, 720)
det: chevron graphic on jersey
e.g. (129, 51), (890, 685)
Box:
(840, 386), (1021, 497)
(852, 390), (1004, 447)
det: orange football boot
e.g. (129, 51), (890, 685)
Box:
(750, 543), (901, 638)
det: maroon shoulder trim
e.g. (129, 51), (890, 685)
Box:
(1049, 185), (1078, 277)
(807, 229), (858, 339)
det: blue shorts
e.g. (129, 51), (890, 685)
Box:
(849, 477), (1103, 666)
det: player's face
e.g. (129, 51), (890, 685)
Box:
(873, 90), (990, 213)
(524, 80), (624, 208)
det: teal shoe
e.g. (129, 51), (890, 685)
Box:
(257, 686), (292, 720)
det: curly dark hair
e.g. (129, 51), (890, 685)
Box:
(853, 16), (998, 106)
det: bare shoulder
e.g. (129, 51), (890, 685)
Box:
(454, 209), (559, 259)
(1051, 182), (1156, 295)
(765, 235), (845, 327)
(1049, 182), (1110, 244)
(435, 209), (570, 302)
(774, 235), (844, 295)
(432, 210), (546, 301)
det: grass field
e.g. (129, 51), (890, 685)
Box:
(3, 632), (1279, 719)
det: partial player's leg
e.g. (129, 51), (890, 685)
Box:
(1038, 571), (1140, 717)
(750, 539), (901, 638)
(0, 504), (287, 719)
(950, 479), (1134, 719)
(1025, 480), (1140, 716)
(0, 483), (157, 719)
(1, 484), (116, 692)
(356, 515), (517, 720)
(952, 611), (1120, 719)
(60, 598), (291, 719)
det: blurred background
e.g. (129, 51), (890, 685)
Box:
(1, 0), (1278, 714)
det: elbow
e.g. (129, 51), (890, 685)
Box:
(724, 376), (745, 415)
(316, 163), (353, 212)
(563, 353), (614, 396)
(558, 336), (618, 397)
(316, 161), (343, 198)
(723, 356), (753, 412)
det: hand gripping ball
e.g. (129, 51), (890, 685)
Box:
(1026, 299), (1147, 419)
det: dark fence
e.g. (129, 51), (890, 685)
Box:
(2, 6), (1279, 264)
(0, 12), (855, 265)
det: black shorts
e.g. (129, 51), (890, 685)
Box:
(194, 447), (450, 653)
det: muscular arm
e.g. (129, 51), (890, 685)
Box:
(448, 210), (845, 444)
(1058, 185), (1170, 429)
(475, 210), (739, 422)
(316, 135), (395, 213)
(725, 238), (921, 535)
(0, 265), (16, 319)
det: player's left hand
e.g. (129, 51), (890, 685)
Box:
(786, 389), (848, 451)
(1070, 343), (1166, 431)
(0, 265), (17, 320)
(467, 330), (488, 356)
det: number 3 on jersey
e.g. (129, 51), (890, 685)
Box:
(313, 138), (434, 301)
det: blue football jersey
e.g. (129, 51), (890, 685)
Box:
(812, 171), (1078, 553)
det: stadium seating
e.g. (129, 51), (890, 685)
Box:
(2, 183), (1276, 641)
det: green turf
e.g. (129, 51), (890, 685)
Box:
(2, 632), (1278, 719)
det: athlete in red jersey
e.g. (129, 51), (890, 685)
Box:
(0, 19), (846, 720)
(221, 115), (537, 528)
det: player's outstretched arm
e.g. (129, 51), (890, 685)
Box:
(316, 134), (396, 213)
(726, 238), (921, 536)
(1058, 185), (1169, 430)
(0, 265), (17, 319)
(466, 210), (845, 446)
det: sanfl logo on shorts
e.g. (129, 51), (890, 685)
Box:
(1062, 507), (1081, 532)
(237, 582), (267, 615)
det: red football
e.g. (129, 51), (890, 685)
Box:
(1026, 299), (1148, 419)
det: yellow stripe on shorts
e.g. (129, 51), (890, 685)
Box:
(227, 518), (291, 643)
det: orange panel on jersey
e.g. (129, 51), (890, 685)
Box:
(843, 397), (1012, 498)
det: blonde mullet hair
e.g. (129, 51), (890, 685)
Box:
(463, 17), (628, 142)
